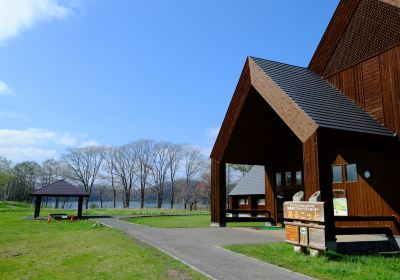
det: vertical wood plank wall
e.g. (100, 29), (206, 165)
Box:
(265, 165), (277, 224)
(331, 150), (400, 235)
(302, 133), (320, 200)
(325, 45), (400, 136)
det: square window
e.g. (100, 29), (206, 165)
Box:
(346, 164), (357, 182)
(275, 173), (282, 187)
(332, 165), (342, 183)
(285, 171), (292, 186)
(295, 171), (302, 186)
(239, 198), (248, 205)
(257, 199), (265, 206)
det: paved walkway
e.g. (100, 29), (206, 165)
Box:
(92, 217), (311, 280)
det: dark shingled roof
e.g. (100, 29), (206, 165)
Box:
(250, 57), (396, 137)
(229, 166), (265, 196)
(30, 180), (90, 197)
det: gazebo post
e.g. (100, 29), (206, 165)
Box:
(77, 196), (83, 219)
(34, 195), (42, 218)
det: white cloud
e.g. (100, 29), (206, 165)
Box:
(80, 140), (99, 147)
(0, 128), (97, 162)
(206, 126), (220, 140)
(0, 80), (13, 96)
(0, 0), (76, 45)
(0, 146), (56, 162)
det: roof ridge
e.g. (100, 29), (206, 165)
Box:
(249, 56), (308, 70)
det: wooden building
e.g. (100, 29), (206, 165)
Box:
(228, 166), (266, 216)
(210, 0), (400, 244)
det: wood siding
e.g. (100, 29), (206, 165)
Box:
(331, 150), (400, 235)
(310, 0), (400, 77)
(326, 45), (400, 137)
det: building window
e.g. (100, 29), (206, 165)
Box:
(239, 198), (248, 205)
(285, 171), (292, 186)
(275, 173), (282, 187)
(346, 164), (357, 182)
(295, 171), (302, 186)
(257, 198), (265, 206)
(332, 165), (342, 183)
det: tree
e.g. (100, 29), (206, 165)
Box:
(134, 140), (153, 208)
(39, 158), (62, 187)
(113, 143), (138, 208)
(100, 146), (118, 208)
(166, 143), (182, 209)
(12, 161), (41, 202)
(182, 146), (206, 210)
(0, 157), (13, 202)
(149, 142), (170, 208)
(231, 164), (252, 177)
(62, 146), (103, 209)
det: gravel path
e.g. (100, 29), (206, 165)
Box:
(92, 217), (312, 280)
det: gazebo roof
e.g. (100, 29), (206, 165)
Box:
(30, 180), (90, 197)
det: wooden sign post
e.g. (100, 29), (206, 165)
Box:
(283, 201), (326, 255)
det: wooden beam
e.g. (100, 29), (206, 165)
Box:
(265, 165), (277, 225)
(211, 159), (226, 226)
(34, 196), (42, 218)
(249, 58), (318, 143)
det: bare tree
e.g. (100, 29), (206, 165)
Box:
(113, 143), (138, 208)
(182, 146), (206, 210)
(134, 140), (153, 208)
(166, 143), (182, 209)
(40, 158), (62, 187)
(100, 146), (118, 208)
(62, 146), (103, 209)
(150, 142), (170, 208)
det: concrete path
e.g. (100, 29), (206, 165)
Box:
(92, 217), (311, 280)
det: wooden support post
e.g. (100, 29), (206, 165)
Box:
(77, 196), (83, 219)
(303, 132), (336, 249)
(34, 196), (42, 218)
(211, 159), (226, 227)
(265, 165), (277, 225)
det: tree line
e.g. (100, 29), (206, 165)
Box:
(0, 139), (211, 210)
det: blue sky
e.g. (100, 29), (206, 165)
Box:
(0, 0), (339, 162)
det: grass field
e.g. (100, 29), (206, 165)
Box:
(0, 202), (207, 280)
(125, 214), (269, 228)
(225, 242), (400, 280)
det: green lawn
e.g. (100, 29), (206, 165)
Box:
(0, 202), (208, 280)
(225, 242), (400, 280)
(125, 214), (268, 228)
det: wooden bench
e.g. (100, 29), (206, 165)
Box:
(226, 209), (274, 223)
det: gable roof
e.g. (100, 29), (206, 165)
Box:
(30, 180), (90, 197)
(229, 166), (265, 196)
(211, 56), (396, 161)
(309, 0), (400, 77)
(251, 57), (395, 137)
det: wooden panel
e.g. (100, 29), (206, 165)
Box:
(310, 0), (400, 76)
(309, 0), (361, 75)
(325, 45), (400, 137)
(361, 57), (384, 122)
(302, 133), (319, 200)
(330, 150), (400, 235)
(210, 60), (252, 161)
(249, 59), (318, 143)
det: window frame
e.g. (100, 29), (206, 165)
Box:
(345, 163), (358, 182)
(331, 164), (343, 184)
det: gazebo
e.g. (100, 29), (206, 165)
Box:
(30, 180), (90, 219)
